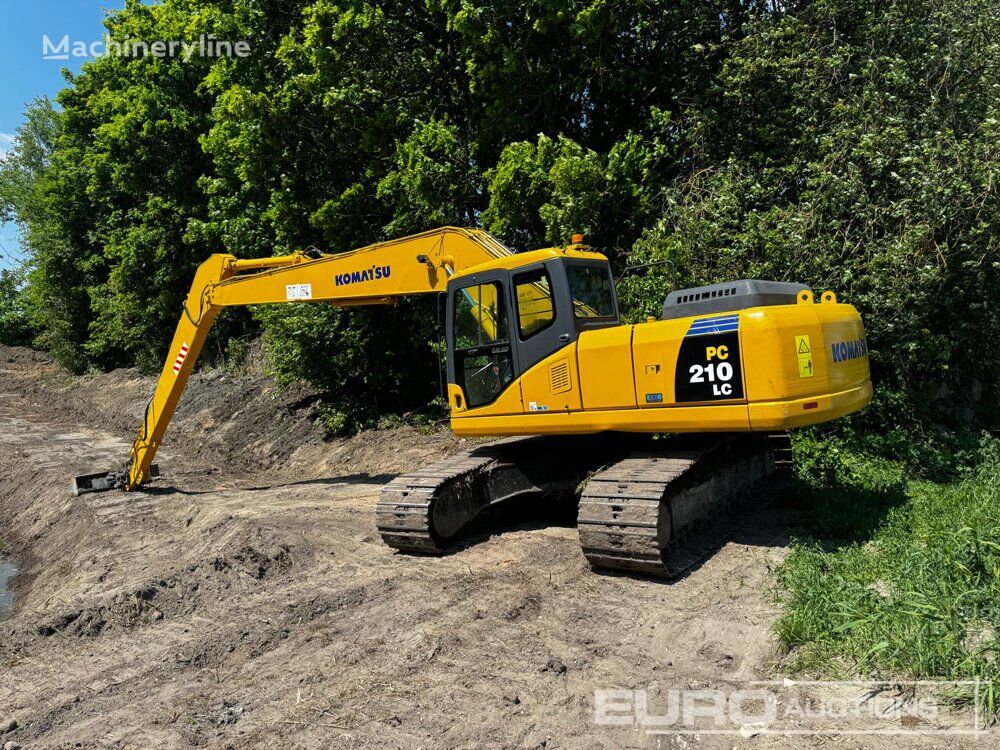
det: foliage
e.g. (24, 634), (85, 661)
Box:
(0, 0), (996, 451)
(377, 118), (480, 236)
(777, 435), (1000, 718)
(0, 267), (33, 346)
(0, 98), (86, 368)
(254, 296), (443, 433)
(482, 127), (666, 254)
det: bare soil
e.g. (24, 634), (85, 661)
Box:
(0, 346), (988, 749)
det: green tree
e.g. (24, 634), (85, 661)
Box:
(0, 97), (88, 368)
(0, 267), (33, 346)
(618, 0), (1000, 468)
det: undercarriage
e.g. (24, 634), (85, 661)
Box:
(377, 432), (792, 577)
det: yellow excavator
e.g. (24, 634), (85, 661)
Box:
(73, 227), (871, 577)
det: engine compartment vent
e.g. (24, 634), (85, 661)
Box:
(661, 279), (811, 320)
(549, 360), (571, 394)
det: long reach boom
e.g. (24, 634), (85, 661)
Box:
(72, 227), (512, 495)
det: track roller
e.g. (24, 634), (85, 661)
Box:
(377, 435), (619, 553)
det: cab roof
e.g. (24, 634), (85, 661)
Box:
(452, 245), (610, 281)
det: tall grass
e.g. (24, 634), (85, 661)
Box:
(776, 434), (1000, 719)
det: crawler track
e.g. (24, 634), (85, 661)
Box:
(377, 435), (620, 553)
(577, 433), (791, 578)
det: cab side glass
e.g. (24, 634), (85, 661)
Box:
(452, 282), (513, 408)
(454, 282), (507, 347)
(514, 270), (555, 339)
(568, 265), (616, 318)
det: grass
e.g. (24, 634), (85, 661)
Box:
(775, 433), (1000, 720)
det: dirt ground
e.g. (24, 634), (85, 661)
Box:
(0, 345), (991, 749)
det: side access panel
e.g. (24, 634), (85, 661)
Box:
(577, 326), (637, 410)
(632, 314), (750, 427)
(517, 343), (583, 414)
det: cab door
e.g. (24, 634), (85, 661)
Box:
(510, 261), (584, 413)
(446, 271), (519, 411)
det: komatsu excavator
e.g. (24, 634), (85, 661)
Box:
(73, 227), (872, 577)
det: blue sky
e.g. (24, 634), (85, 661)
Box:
(0, 2), (123, 270)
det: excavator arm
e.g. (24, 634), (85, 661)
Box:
(72, 227), (513, 495)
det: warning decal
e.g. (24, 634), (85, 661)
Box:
(172, 342), (190, 374)
(286, 283), (313, 301)
(795, 335), (814, 378)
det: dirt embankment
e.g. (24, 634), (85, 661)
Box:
(0, 346), (980, 749)
(0, 345), (462, 483)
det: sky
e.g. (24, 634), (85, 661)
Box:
(0, 2), (122, 270)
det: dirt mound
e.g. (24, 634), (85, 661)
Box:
(33, 541), (293, 640)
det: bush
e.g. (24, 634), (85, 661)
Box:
(777, 435), (1000, 718)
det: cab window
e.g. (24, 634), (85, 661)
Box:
(452, 282), (513, 408)
(567, 264), (616, 318)
(514, 270), (555, 339)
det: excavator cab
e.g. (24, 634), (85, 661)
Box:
(445, 250), (619, 411)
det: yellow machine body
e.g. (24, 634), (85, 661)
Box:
(447, 292), (871, 435)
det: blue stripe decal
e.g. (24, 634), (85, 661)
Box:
(687, 324), (738, 335)
(686, 315), (740, 337)
(689, 320), (738, 329)
(688, 318), (738, 327)
(691, 314), (739, 323)
(689, 318), (738, 326)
